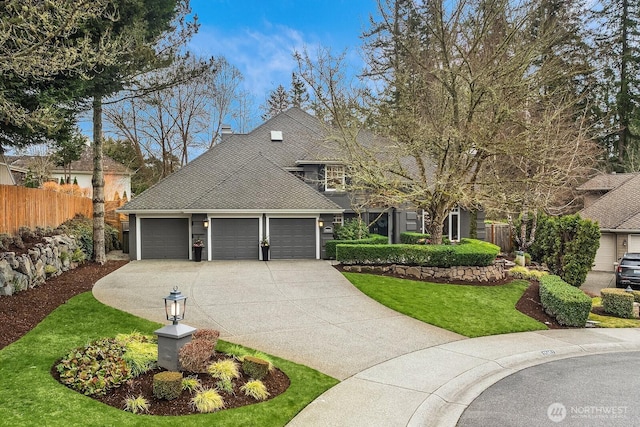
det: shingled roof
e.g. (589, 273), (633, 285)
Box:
(580, 173), (640, 230)
(120, 108), (342, 213)
(576, 172), (638, 191)
(8, 147), (131, 175)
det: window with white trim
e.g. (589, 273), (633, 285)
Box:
(333, 214), (344, 225)
(325, 165), (345, 191)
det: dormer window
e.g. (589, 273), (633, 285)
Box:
(325, 165), (345, 191)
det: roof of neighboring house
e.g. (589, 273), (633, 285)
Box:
(121, 108), (343, 212)
(580, 173), (640, 230)
(576, 172), (638, 192)
(8, 147), (131, 175)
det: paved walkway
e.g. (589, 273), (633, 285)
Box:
(94, 261), (640, 426)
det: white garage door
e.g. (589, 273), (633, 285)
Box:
(593, 233), (616, 272)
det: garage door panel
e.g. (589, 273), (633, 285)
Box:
(270, 218), (316, 259)
(594, 233), (616, 272)
(141, 218), (189, 259)
(211, 218), (259, 260)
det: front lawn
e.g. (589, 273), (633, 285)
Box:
(589, 297), (640, 328)
(344, 273), (548, 337)
(0, 292), (337, 426)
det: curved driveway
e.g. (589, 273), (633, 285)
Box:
(93, 260), (463, 380)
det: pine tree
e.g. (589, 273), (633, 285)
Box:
(591, 0), (640, 170)
(260, 85), (290, 120)
(290, 72), (309, 108)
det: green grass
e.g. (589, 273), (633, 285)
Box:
(589, 297), (640, 328)
(344, 273), (548, 337)
(0, 292), (338, 426)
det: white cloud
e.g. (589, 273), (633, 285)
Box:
(188, 22), (313, 99)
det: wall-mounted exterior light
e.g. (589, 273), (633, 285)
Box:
(203, 219), (209, 228)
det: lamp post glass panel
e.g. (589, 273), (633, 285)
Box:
(165, 286), (187, 325)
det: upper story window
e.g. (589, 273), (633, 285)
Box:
(325, 165), (345, 191)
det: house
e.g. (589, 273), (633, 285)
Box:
(0, 151), (21, 185)
(578, 172), (640, 271)
(8, 148), (132, 200)
(119, 108), (485, 261)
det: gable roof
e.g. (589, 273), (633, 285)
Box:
(580, 173), (640, 230)
(120, 108), (343, 213)
(8, 147), (131, 175)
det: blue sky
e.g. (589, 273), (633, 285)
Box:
(187, 0), (376, 104)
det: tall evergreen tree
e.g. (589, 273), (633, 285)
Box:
(261, 85), (290, 120)
(290, 72), (309, 109)
(591, 0), (640, 170)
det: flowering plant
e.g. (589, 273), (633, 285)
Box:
(260, 237), (269, 247)
(193, 239), (204, 247)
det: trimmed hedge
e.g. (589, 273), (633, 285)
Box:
(539, 275), (591, 327)
(601, 289), (635, 319)
(325, 234), (387, 259)
(400, 232), (450, 245)
(336, 238), (500, 267)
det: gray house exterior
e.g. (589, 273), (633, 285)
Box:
(119, 108), (485, 261)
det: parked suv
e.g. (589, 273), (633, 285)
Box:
(615, 253), (640, 289)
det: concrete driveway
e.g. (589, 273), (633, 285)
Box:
(93, 260), (463, 380)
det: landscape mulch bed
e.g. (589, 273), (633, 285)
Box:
(51, 355), (290, 416)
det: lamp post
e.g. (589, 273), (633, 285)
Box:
(154, 287), (195, 371)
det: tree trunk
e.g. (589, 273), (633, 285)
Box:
(92, 95), (106, 265)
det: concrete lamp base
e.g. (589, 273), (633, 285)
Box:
(154, 323), (196, 371)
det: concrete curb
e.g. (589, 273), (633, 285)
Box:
(410, 335), (640, 427)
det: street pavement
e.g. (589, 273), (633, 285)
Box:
(94, 260), (640, 426)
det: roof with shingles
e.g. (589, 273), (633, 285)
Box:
(8, 147), (131, 175)
(121, 108), (343, 212)
(576, 172), (637, 191)
(580, 173), (640, 230)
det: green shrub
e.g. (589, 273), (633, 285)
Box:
(325, 234), (387, 259)
(179, 339), (214, 373)
(182, 376), (201, 392)
(335, 218), (370, 240)
(508, 266), (548, 280)
(539, 275), (592, 327)
(44, 265), (58, 276)
(529, 214), (600, 286)
(601, 289), (635, 318)
(123, 395), (150, 414)
(337, 239), (499, 267)
(191, 388), (225, 413)
(71, 248), (85, 263)
(242, 356), (270, 380)
(400, 232), (450, 245)
(207, 359), (240, 382)
(59, 215), (121, 258)
(216, 378), (234, 394)
(56, 338), (131, 396)
(240, 380), (269, 401)
(122, 340), (157, 376)
(153, 371), (183, 400)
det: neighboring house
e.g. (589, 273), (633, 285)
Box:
(119, 108), (485, 261)
(8, 148), (132, 200)
(578, 172), (640, 271)
(0, 152), (22, 185)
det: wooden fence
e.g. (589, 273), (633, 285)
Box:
(0, 185), (93, 236)
(486, 222), (513, 253)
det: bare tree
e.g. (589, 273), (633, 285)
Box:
(297, 0), (596, 244)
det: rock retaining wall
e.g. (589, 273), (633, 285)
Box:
(342, 260), (506, 283)
(0, 235), (82, 296)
